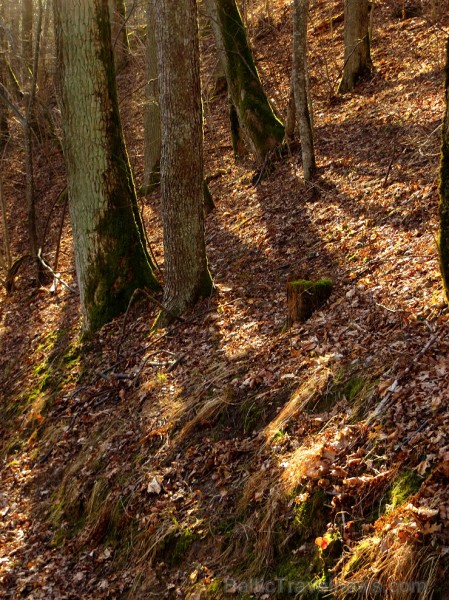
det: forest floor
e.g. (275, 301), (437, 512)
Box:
(2, 0), (449, 598)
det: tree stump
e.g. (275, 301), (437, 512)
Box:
(287, 279), (333, 325)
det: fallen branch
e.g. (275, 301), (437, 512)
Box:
(37, 248), (78, 294)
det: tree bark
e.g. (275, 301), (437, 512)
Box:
(22, 0), (33, 77)
(338, 0), (372, 94)
(0, 2), (9, 148)
(24, 0), (43, 277)
(108, 0), (129, 71)
(287, 279), (333, 325)
(54, 0), (160, 332)
(142, 1), (160, 191)
(292, 0), (316, 182)
(285, 68), (296, 142)
(439, 38), (449, 302)
(154, 0), (213, 319)
(204, 0), (284, 161)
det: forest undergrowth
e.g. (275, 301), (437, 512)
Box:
(1, 0), (449, 598)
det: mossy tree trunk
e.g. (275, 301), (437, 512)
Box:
(292, 0), (316, 182)
(204, 0), (284, 161)
(54, 0), (160, 332)
(439, 38), (449, 301)
(108, 0), (129, 71)
(338, 0), (372, 94)
(154, 0), (213, 319)
(142, 1), (160, 192)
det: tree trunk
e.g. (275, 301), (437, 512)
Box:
(338, 0), (372, 94)
(285, 68), (296, 142)
(142, 1), (160, 192)
(154, 0), (213, 319)
(204, 0), (284, 161)
(0, 3), (9, 148)
(439, 38), (449, 302)
(108, 0), (129, 71)
(287, 279), (333, 325)
(38, 0), (52, 90)
(292, 0), (316, 182)
(54, 0), (160, 332)
(22, 0), (33, 77)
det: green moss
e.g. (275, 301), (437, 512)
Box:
(341, 537), (380, 578)
(157, 526), (200, 566)
(388, 469), (422, 511)
(80, 1), (160, 333)
(207, 579), (223, 595)
(217, 0), (284, 160)
(289, 279), (333, 291)
(293, 488), (329, 540)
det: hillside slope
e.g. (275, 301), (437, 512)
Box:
(1, 1), (449, 597)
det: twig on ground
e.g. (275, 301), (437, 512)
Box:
(37, 248), (78, 294)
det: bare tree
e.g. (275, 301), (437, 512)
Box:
(338, 0), (372, 94)
(22, 0), (33, 76)
(54, 0), (160, 331)
(154, 0), (213, 319)
(204, 0), (284, 161)
(0, 1), (9, 147)
(439, 38), (449, 301)
(292, 0), (315, 182)
(142, 0), (160, 192)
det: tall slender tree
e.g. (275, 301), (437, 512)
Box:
(338, 0), (372, 94)
(0, 1), (9, 147)
(54, 0), (160, 331)
(21, 0), (33, 76)
(154, 0), (213, 319)
(204, 0), (284, 161)
(108, 0), (129, 70)
(292, 0), (315, 182)
(439, 38), (449, 301)
(143, 1), (160, 192)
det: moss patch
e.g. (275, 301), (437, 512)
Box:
(387, 469), (422, 511)
(293, 487), (329, 540)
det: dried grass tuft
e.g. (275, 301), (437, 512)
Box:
(263, 365), (331, 444)
(334, 533), (439, 600)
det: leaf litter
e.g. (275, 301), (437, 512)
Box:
(1, 0), (449, 597)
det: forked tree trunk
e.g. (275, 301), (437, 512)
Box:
(204, 0), (284, 161)
(292, 0), (316, 182)
(439, 38), (449, 301)
(54, 0), (159, 332)
(154, 0), (213, 319)
(338, 0), (372, 94)
(143, 1), (160, 191)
